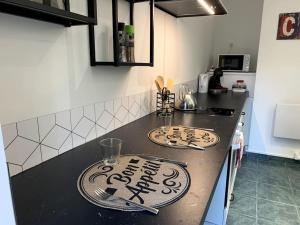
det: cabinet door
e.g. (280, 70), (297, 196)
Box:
(242, 97), (253, 148)
(205, 155), (228, 225)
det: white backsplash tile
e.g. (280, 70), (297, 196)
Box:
(56, 110), (72, 131)
(129, 95), (141, 118)
(42, 126), (70, 150)
(122, 96), (129, 110)
(71, 107), (84, 130)
(72, 133), (85, 148)
(83, 104), (96, 122)
(105, 100), (114, 114)
(114, 118), (123, 130)
(95, 102), (105, 121)
(73, 117), (95, 138)
(17, 118), (40, 142)
(141, 91), (151, 117)
(106, 118), (115, 133)
(1, 78), (196, 177)
(96, 125), (106, 138)
(8, 163), (23, 176)
(5, 137), (39, 165)
(115, 105), (129, 123)
(38, 114), (55, 141)
(96, 110), (114, 129)
(23, 146), (42, 171)
(86, 126), (97, 143)
(113, 98), (122, 114)
(41, 145), (58, 161)
(1, 123), (17, 149)
(59, 134), (73, 155)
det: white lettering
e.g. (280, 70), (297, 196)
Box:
(283, 16), (296, 36)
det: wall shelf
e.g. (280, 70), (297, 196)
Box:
(92, 62), (152, 67)
(0, 0), (97, 27)
(89, 0), (154, 67)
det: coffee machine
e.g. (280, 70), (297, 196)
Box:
(208, 68), (228, 94)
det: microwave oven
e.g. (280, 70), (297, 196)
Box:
(217, 54), (250, 72)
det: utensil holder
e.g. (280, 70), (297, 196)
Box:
(156, 91), (175, 115)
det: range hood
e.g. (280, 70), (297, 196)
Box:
(154, 0), (227, 18)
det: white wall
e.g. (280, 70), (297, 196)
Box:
(212, 0), (264, 72)
(249, 0), (300, 158)
(0, 1), (215, 125)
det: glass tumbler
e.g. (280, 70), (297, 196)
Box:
(158, 113), (173, 144)
(99, 138), (122, 165)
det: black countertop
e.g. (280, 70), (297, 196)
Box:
(10, 92), (248, 225)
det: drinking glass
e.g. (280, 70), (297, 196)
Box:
(158, 113), (173, 144)
(99, 138), (122, 165)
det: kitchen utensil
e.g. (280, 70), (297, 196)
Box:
(140, 155), (188, 167)
(168, 142), (205, 151)
(158, 113), (173, 143)
(166, 79), (174, 91)
(94, 188), (159, 214)
(175, 85), (197, 111)
(155, 80), (162, 92)
(156, 76), (164, 90)
(198, 73), (211, 93)
(99, 138), (122, 165)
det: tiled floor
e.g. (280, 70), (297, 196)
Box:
(226, 153), (300, 225)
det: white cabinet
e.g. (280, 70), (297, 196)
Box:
(221, 72), (255, 150)
(241, 97), (253, 149)
(205, 155), (228, 225)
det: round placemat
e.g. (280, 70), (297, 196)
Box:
(148, 125), (220, 148)
(77, 155), (190, 211)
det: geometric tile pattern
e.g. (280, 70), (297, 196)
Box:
(1, 79), (198, 177)
(227, 152), (300, 225)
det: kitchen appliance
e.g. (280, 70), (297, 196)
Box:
(225, 122), (244, 220)
(198, 73), (211, 93)
(218, 54), (251, 72)
(184, 107), (235, 116)
(208, 68), (228, 94)
(175, 85), (197, 111)
(154, 0), (227, 18)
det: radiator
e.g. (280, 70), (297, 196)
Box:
(274, 104), (300, 140)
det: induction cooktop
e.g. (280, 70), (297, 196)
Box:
(187, 107), (235, 117)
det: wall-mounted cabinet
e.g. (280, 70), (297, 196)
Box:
(0, 0), (97, 27)
(89, 0), (154, 67)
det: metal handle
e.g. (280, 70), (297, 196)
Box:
(121, 197), (159, 215)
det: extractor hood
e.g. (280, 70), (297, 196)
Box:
(154, 0), (228, 18)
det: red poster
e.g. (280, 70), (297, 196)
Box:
(277, 13), (300, 40)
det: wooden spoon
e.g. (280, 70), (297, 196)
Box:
(155, 80), (162, 92)
(166, 79), (174, 91)
(156, 76), (165, 90)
